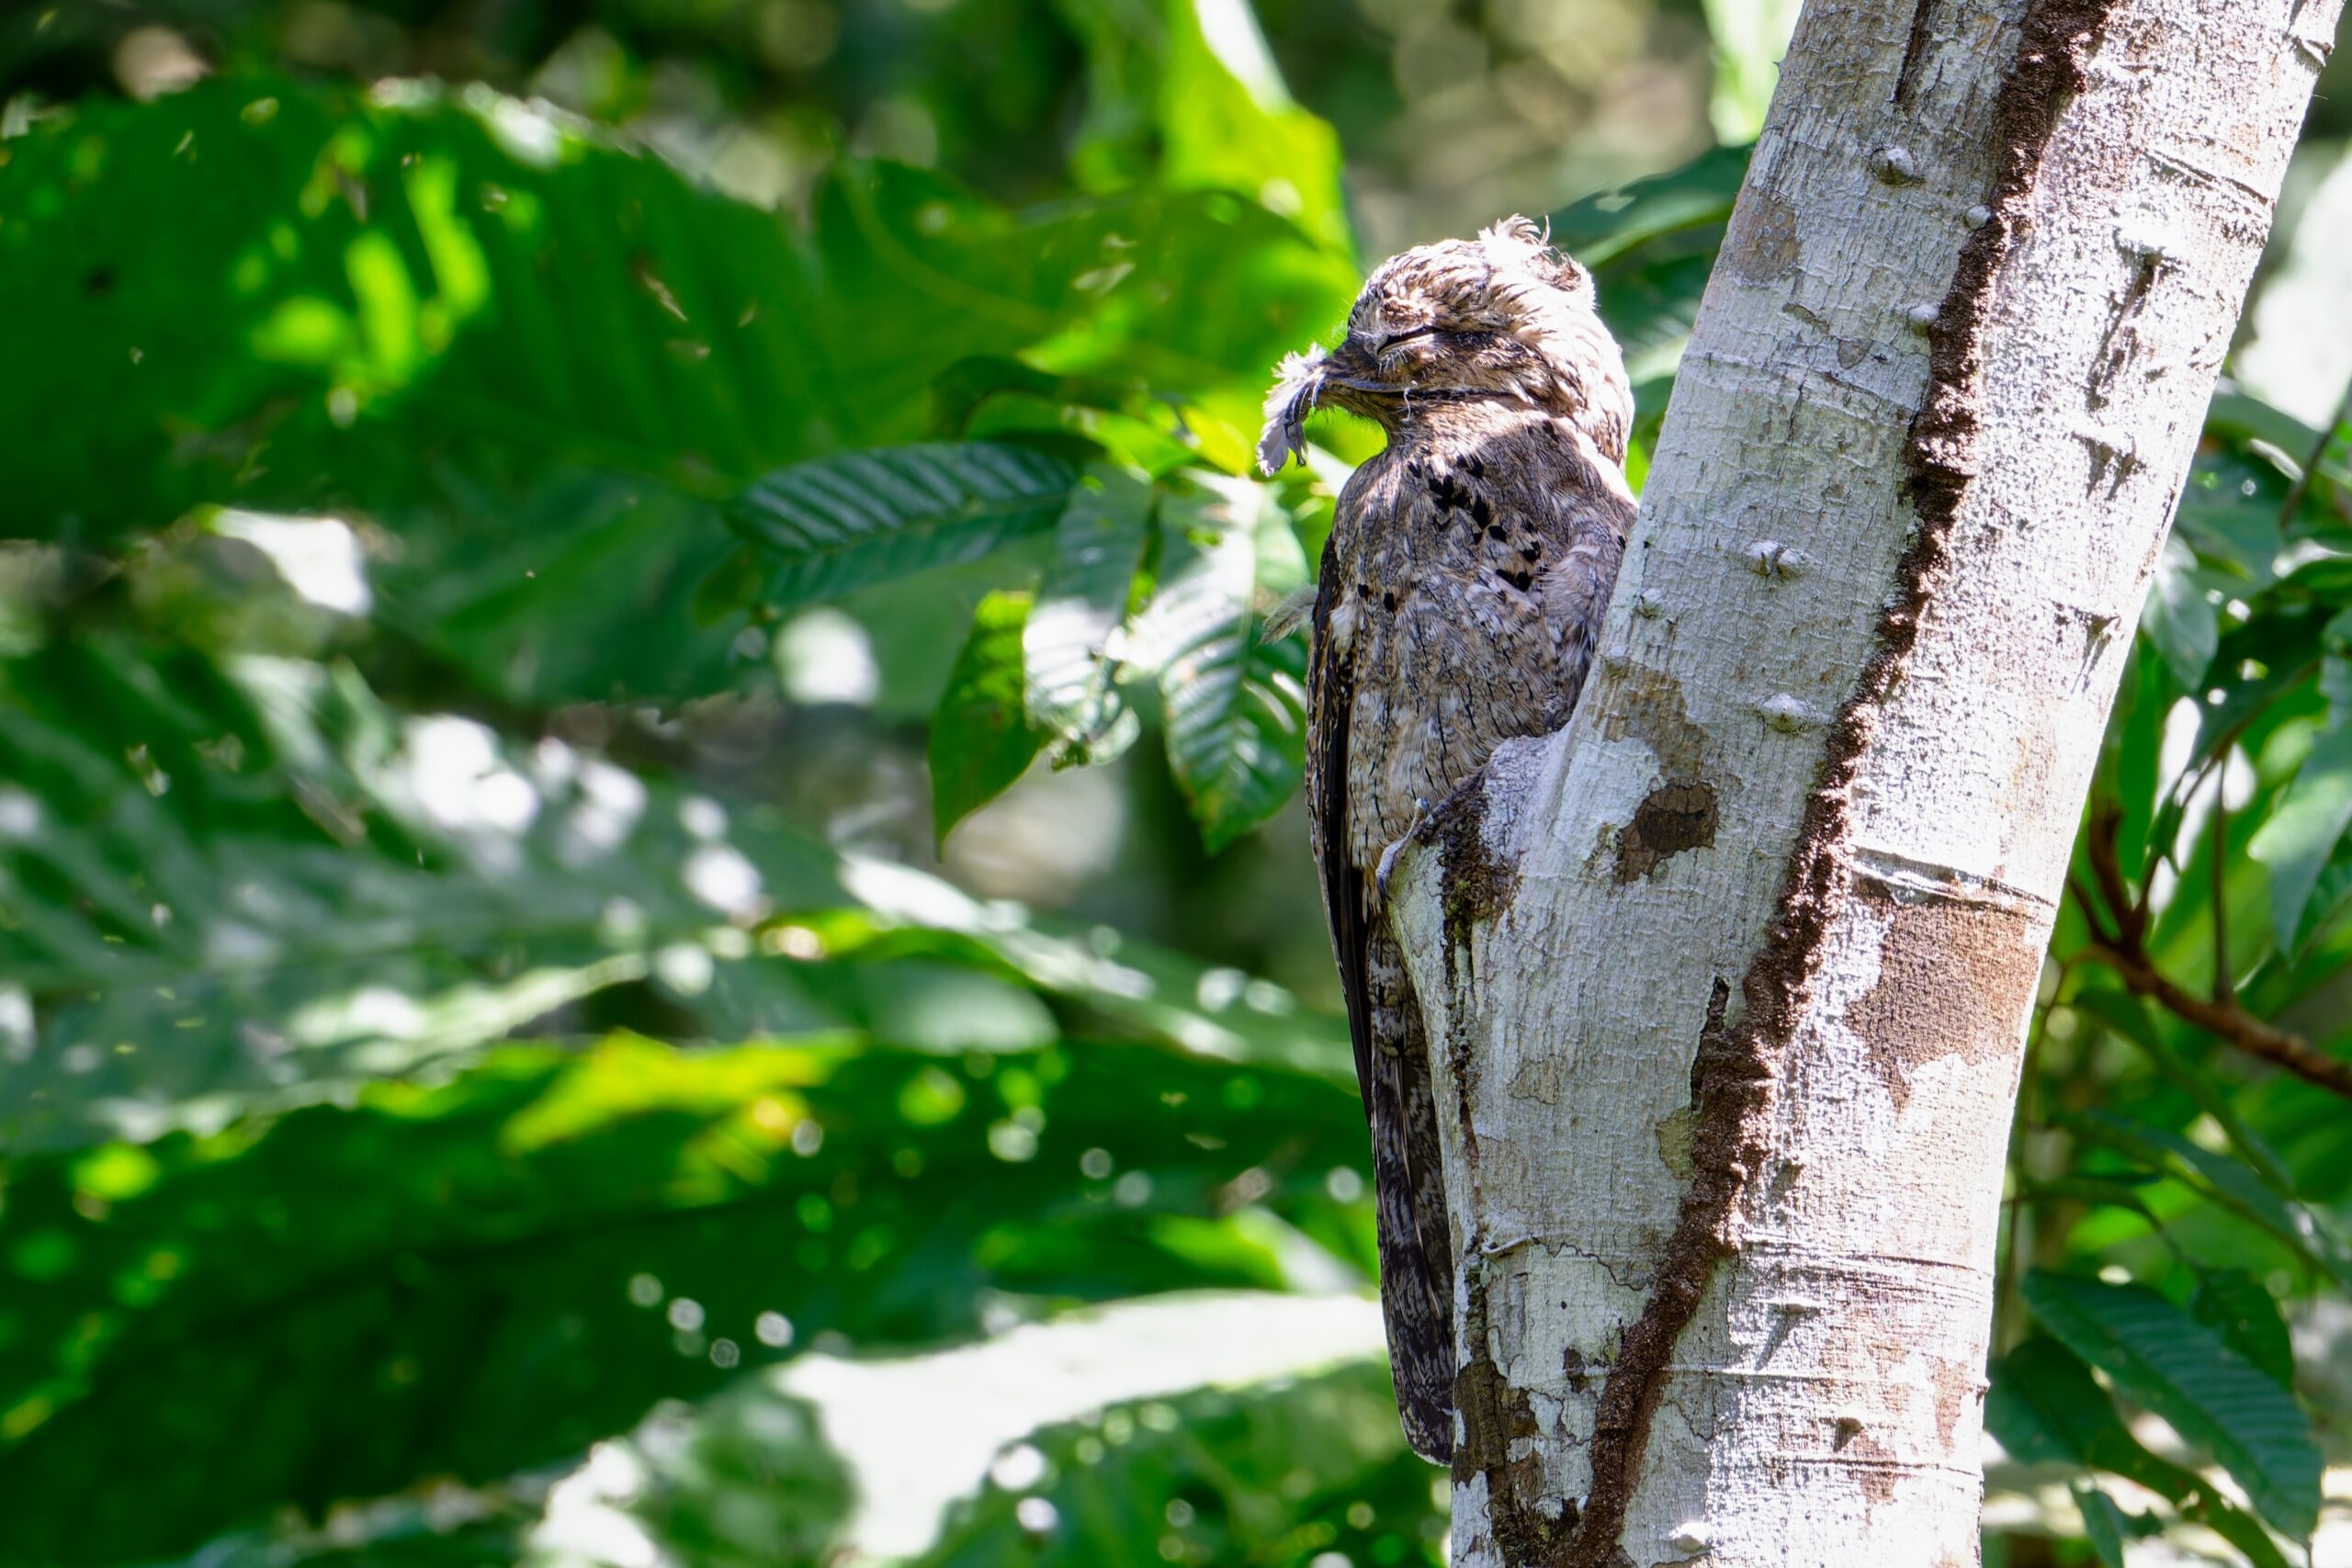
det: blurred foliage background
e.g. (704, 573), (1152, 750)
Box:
(0, 1), (2348, 1564)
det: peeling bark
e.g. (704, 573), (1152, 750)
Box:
(1388, 1), (2342, 1562)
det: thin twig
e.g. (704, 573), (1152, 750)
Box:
(2086, 805), (2145, 946)
(2137, 683), (2309, 897)
(2275, 378), (2352, 534)
(2068, 871), (2116, 946)
(2082, 939), (2352, 1101)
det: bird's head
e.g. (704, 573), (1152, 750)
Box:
(1256, 216), (1630, 476)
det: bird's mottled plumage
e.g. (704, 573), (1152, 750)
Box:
(1260, 217), (1635, 1463)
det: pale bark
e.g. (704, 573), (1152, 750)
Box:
(1385, 1), (2343, 1564)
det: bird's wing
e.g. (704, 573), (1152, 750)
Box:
(1306, 538), (1374, 1109)
(1307, 522), (1458, 1466)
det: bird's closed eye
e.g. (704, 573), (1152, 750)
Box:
(1377, 325), (1441, 354)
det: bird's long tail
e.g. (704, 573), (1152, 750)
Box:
(1365, 931), (1457, 1463)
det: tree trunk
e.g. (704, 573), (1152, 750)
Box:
(1385, 1), (2343, 1563)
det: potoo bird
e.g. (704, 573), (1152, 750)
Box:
(1258, 218), (1635, 1462)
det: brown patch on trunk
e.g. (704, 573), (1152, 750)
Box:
(1597, 662), (1722, 787)
(1615, 780), (1720, 882)
(1508, 1053), (1568, 1104)
(1854, 1460), (1903, 1509)
(1724, 186), (1802, 283)
(1437, 781), (1521, 953)
(1550, 1), (2123, 1561)
(1453, 1275), (1578, 1562)
(1929, 1355), (1984, 1447)
(1848, 892), (2042, 1108)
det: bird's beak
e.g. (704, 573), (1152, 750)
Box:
(1256, 336), (1384, 476)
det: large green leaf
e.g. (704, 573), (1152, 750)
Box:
(1549, 142), (1751, 383)
(1024, 462), (1156, 766)
(2020, 1271), (2322, 1537)
(727, 443), (1078, 613)
(0, 1034), (1377, 1565)
(1549, 142), (1750, 267)
(369, 468), (750, 709)
(1136, 477), (1307, 852)
(2192, 1269), (2298, 1389)
(930, 591), (1049, 841)
(1059, 0), (1351, 260)
(918, 1355), (1441, 1566)
(2249, 708), (2352, 953)
(1987, 1337), (2291, 1568)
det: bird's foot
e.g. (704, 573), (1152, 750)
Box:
(1374, 795), (1432, 905)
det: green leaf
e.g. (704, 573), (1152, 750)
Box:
(1136, 477), (1308, 852)
(2021, 1271), (2322, 1536)
(729, 444), (1079, 613)
(1987, 1337), (2202, 1500)
(1, 77), (1354, 546)
(373, 469), (751, 707)
(2205, 392), (2324, 458)
(920, 1358), (1442, 1566)
(1546, 142), (1750, 384)
(1060, 0), (1351, 256)
(1698, 0), (1800, 141)
(2174, 448), (2289, 589)
(1156, 0), (1351, 255)
(2108, 644), (2173, 877)
(929, 591), (1048, 843)
(2065, 987), (2293, 1192)
(1024, 463), (1156, 766)
(2190, 1269), (2297, 1390)
(2073, 1483), (2130, 1568)
(2248, 709), (2352, 953)
(1988, 1338), (2292, 1568)
(2062, 1109), (2352, 1291)
(2142, 535), (2222, 690)
(1550, 142), (1750, 266)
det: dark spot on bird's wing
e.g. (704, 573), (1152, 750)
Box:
(1498, 568), (1535, 593)
(1383, 590), (1397, 611)
(1520, 541), (1541, 560)
(1470, 494), (1492, 526)
(1486, 525), (1506, 543)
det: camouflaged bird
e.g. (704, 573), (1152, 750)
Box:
(1258, 217), (1635, 1463)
